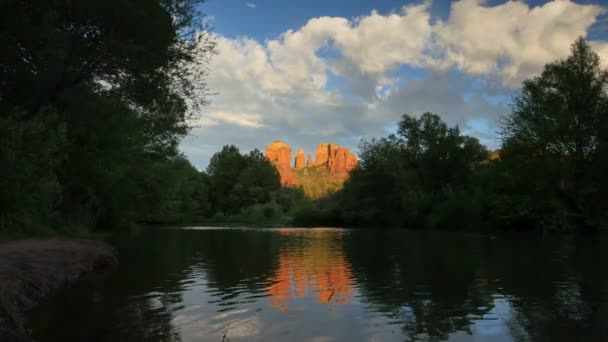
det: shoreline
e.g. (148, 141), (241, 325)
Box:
(0, 239), (118, 341)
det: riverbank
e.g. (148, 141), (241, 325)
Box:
(0, 239), (118, 341)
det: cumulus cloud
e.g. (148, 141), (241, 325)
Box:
(183, 0), (608, 168)
(433, 0), (607, 86)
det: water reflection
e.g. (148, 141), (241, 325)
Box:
(29, 228), (608, 342)
(268, 229), (353, 311)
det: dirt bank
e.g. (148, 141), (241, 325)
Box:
(0, 239), (118, 341)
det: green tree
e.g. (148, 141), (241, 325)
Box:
(341, 113), (488, 228)
(235, 149), (282, 208)
(500, 37), (608, 231)
(0, 0), (216, 233)
(0, 114), (66, 234)
(206, 146), (281, 215)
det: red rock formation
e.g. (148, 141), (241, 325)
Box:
(315, 143), (358, 174)
(338, 147), (357, 173)
(266, 141), (291, 170)
(315, 143), (330, 167)
(345, 151), (357, 172)
(266, 141), (357, 191)
(294, 149), (305, 169)
(266, 141), (297, 185)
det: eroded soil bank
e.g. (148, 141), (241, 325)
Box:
(0, 239), (118, 341)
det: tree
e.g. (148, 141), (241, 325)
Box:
(235, 149), (282, 207)
(340, 112), (488, 228)
(206, 146), (281, 215)
(0, 0), (216, 232)
(501, 37), (608, 231)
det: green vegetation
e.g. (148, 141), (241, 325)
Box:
(1, 0), (216, 235)
(302, 38), (608, 232)
(292, 166), (343, 199)
(0, 0), (605, 236)
(202, 145), (313, 225)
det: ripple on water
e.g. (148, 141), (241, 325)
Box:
(27, 228), (608, 342)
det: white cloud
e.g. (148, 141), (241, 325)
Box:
(433, 0), (607, 86)
(208, 111), (265, 128)
(245, 2), (256, 9)
(183, 0), (608, 167)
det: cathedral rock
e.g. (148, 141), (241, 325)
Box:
(315, 143), (358, 175)
(265, 141), (358, 198)
(266, 141), (297, 185)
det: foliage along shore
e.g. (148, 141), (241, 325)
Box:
(1, 0), (606, 237)
(143, 38), (608, 233)
(0, 239), (118, 341)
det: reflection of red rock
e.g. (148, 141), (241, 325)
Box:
(267, 230), (354, 312)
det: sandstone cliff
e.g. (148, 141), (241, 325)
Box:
(315, 143), (330, 166)
(295, 149), (305, 169)
(319, 143), (358, 178)
(266, 141), (291, 170)
(265, 140), (358, 198)
(265, 141), (297, 185)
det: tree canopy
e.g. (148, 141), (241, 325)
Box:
(0, 0), (216, 233)
(1, 9), (605, 236)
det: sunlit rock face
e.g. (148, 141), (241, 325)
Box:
(326, 144), (358, 176)
(266, 141), (297, 186)
(265, 141), (358, 198)
(316, 143), (358, 182)
(266, 140), (292, 170)
(295, 149), (305, 169)
(315, 143), (331, 167)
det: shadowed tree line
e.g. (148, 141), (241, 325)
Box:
(1, 3), (606, 236)
(302, 38), (608, 233)
(0, 0), (319, 235)
(0, 0), (218, 234)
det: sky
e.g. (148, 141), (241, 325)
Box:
(181, 0), (608, 169)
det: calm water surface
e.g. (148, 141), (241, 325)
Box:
(30, 228), (608, 341)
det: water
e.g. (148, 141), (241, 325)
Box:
(30, 228), (608, 341)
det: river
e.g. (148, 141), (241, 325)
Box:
(30, 227), (608, 341)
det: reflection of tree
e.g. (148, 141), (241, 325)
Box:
(30, 228), (284, 341)
(489, 237), (608, 342)
(267, 229), (354, 311)
(29, 229), (198, 341)
(345, 231), (608, 342)
(344, 230), (499, 340)
(30, 229), (608, 341)
(191, 229), (282, 293)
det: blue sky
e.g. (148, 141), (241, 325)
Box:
(203, 0), (607, 40)
(182, 0), (608, 169)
